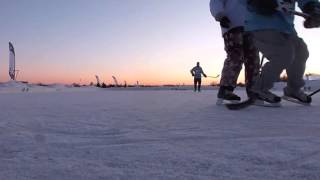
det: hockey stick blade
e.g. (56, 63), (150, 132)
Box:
(205, 75), (220, 78)
(225, 98), (256, 110)
(282, 96), (311, 106)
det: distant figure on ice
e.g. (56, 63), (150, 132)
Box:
(210, 0), (260, 105)
(245, 0), (320, 104)
(190, 62), (207, 92)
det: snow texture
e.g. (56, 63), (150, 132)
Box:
(0, 83), (320, 180)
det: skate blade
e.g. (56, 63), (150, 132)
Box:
(216, 98), (240, 106)
(253, 99), (282, 107)
(282, 96), (311, 106)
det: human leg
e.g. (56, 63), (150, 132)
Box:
(197, 79), (202, 92)
(243, 32), (260, 97)
(284, 35), (311, 103)
(250, 30), (295, 103)
(218, 27), (245, 100)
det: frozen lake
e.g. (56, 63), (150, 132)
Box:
(1, 88), (320, 180)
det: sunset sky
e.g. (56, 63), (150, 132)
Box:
(0, 0), (319, 85)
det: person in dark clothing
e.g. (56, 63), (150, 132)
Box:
(190, 62), (207, 92)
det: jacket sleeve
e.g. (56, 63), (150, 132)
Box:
(190, 67), (195, 73)
(201, 68), (207, 76)
(210, 0), (226, 21)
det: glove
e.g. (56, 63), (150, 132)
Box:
(304, 15), (320, 28)
(248, 0), (278, 15)
(204, 74), (207, 78)
(219, 16), (231, 28)
(191, 73), (195, 77)
(303, 1), (320, 28)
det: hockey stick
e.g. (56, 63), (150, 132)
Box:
(207, 74), (220, 78)
(259, 55), (265, 73)
(277, 4), (310, 19)
(308, 88), (320, 97)
(291, 11), (310, 19)
(260, 55), (265, 68)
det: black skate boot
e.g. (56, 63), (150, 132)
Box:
(250, 89), (282, 107)
(216, 86), (241, 105)
(283, 87), (312, 104)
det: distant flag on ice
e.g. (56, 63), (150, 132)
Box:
(95, 75), (101, 85)
(112, 76), (119, 86)
(9, 42), (16, 80)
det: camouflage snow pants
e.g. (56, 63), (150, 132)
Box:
(219, 27), (260, 89)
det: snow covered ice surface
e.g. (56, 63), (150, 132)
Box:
(1, 85), (320, 180)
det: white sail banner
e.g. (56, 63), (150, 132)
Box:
(9, 42), (15, 80)
(112, 76), (119, 86)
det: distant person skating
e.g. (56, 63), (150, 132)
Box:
(245, 0), (320, 105)
(210, 0), (260, 104)
(190, 62), (207, 92)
